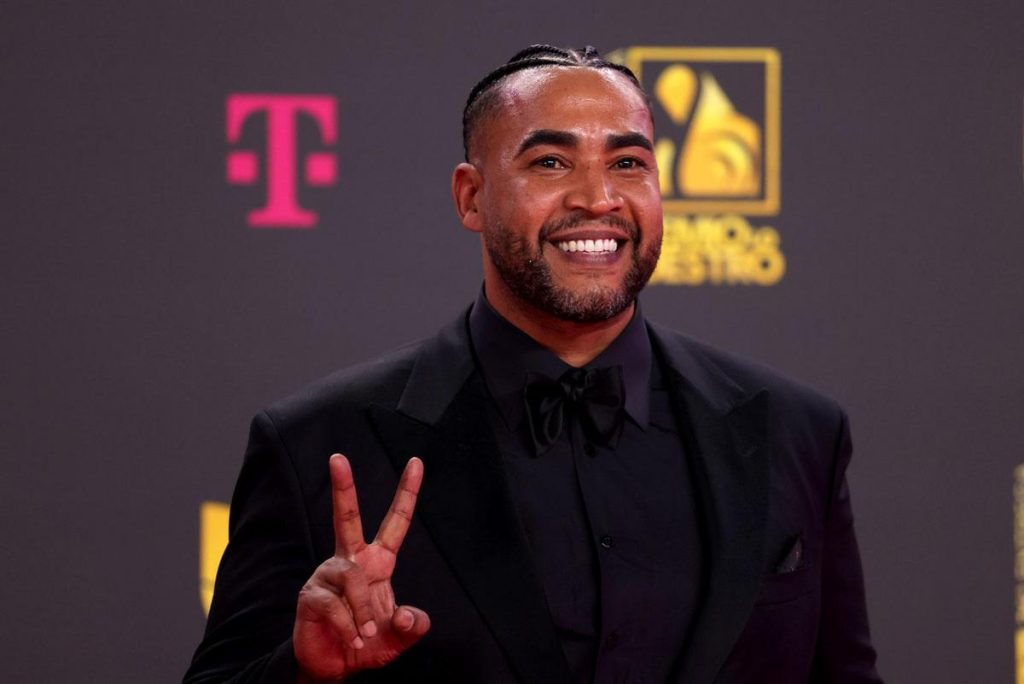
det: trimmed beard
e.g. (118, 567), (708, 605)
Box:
(484, 213), (661, 323)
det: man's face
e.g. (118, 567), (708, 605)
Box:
(458, 67), (663, 323)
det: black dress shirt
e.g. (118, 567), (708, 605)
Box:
(468, 290), (705, 684)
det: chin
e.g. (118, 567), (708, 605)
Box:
(535, 283), (635, 323)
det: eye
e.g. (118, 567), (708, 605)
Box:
(613, 156), (647, 170)
(533, 156), (567, 170)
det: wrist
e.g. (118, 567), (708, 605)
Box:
(296, 668), (344, 684)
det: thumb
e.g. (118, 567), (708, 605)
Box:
(390, 605), (430, 649)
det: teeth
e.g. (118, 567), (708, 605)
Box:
(556, 239), (619, 253)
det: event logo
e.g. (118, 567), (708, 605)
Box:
(199, 501), (229, 615)
(608, 47), (784, 285)
(226, 94), (338, 228)
(1014, 466), (1024, 681)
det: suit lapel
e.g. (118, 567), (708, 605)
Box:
(368, 311), (572, 683)
(649, 324), (771, 684)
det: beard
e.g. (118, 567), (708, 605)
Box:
(483, 212), (661, 323)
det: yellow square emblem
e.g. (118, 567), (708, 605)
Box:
(614, 47), (781, 217)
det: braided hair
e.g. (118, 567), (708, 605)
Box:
(461, 44), (647, 161)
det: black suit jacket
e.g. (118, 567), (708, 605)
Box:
(185, 309), (882, 683)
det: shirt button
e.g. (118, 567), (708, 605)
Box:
(599, 535), (614, 549)
(583, 442), (596, 457)
(604, 632), (620, 650)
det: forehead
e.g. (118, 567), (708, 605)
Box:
(483, 67), (653, 150)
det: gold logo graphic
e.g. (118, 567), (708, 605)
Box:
(655, 64), (762, 201)
(199, 500), (230, 615)
(609, 46), (784, 286)
(1014, 466), (1024, 682)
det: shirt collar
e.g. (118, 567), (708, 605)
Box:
(468, 286), (652, 429)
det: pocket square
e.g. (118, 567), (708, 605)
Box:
(774, 535), (803, 574)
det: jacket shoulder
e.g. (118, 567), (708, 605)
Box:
(652, 324), (845, 423)
(262, 340), (423, 433)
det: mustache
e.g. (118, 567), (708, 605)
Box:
(538, 212), (639, 242)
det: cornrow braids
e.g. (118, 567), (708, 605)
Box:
(461, 44), (647, 161)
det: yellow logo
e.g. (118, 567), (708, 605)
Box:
(199, 500), (230, 615)
(1014, 466), (1024, 682)
(608, 46), (784, 286)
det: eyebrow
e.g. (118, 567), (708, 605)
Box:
(516, 130), (577, 156)
(607, 132), (654, 152)
(515, 129), (654, 157)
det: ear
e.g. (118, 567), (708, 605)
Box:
(451, 162), (484, 233)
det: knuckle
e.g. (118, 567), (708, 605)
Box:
(323, 556), (353, 574)
(337, 508), (361, 523)
(315, 594), (336, 614)
(338, 560), (363, 580)
(336, 556), (355, 570)
(315, 557), (363, 590)
(351, 598), (374, 616)
(297, 586), (331, 613)
(391, 505), (414, 522)
(370, 652), (394, 668)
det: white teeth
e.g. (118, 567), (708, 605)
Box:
(555, 239), (620, 253)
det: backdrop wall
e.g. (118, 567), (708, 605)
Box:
(4, 1), (1023, 681)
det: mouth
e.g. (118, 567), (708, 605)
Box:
(552, 238), (621, 254)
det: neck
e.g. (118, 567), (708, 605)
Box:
(484, 280), (634, 368)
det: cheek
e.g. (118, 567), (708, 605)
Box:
(628, 188), (664, 235)
(486, 176), (546, 218)
(646, 198), (665, 234)
(495, 185), (561, 232)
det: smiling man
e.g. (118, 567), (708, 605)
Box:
(454, 60), (662, 342)
(186, 46), (883, 684)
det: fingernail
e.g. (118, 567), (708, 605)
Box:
(351, 636), (364, 649)
(361, 620), (377, 638)
(396, 609), (412, 630)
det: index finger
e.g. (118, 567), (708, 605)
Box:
(373, 457), (424, 554)
(329, 453), (366, 559)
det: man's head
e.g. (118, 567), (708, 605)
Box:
(453, 45), (663, 325)
(461, 45), (649, 163)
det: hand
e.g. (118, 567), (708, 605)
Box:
(294, 454), (430, 682)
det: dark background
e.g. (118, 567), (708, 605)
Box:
(3, 1), (1022, 681)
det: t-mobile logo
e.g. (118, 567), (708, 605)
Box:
(226, 94), (338, 228)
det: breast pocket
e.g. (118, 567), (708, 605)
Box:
(753, 535), (819, 605)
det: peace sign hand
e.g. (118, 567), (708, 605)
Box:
(294, 454), (429, 683)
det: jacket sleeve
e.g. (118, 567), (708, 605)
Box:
(184, 411), (316, 684)
(812, 409), (884, 683)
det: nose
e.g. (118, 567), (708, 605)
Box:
(564, 163), (624, 215)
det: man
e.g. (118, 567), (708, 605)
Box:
(186, 45), (883, 683)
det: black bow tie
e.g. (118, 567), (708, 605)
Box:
(523, 366), (626, 456)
